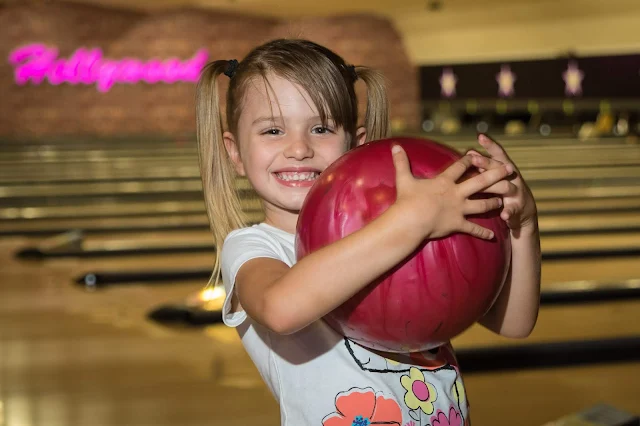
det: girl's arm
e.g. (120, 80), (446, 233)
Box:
(469, 134), (541, 338)
(234, 149), (512, 335)
(479, 222), (541, 338)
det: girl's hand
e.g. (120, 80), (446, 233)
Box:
(391, 144), (512, 240)
(468, 134), (538, 230)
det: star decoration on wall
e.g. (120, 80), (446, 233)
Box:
(496, 64), (516, 97)
(562, 60), (585, 96)
(439, 68), (457, 98)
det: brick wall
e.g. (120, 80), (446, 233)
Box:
(0, 3), (418, 139)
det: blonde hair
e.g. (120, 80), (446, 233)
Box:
(195, 39), (390, 287)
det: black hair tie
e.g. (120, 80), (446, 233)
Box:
(348, 65), (358, 82)
(224, 59), (239, 78)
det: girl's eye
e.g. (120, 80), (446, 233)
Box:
(263, 128), (282, 135)
(312, 126), (334, 134)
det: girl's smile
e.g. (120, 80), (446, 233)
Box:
(272, 167), (322, 187)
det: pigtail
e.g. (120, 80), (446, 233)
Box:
(195, 60), (246, 287)
(354, 66), (390, 142)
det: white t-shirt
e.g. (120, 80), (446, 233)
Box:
(221, 223), (471, 426)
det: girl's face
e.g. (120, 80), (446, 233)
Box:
(224, 73), (364, 232)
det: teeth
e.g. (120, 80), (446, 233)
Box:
(276, 172), (319, 182)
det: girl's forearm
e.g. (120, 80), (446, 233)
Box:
(479, 220), (542, 338)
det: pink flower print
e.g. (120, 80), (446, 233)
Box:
(430, 406), (462, 426)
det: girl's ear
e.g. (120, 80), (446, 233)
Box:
(355, 126), (367, 146)
(223, 131), (245, 176)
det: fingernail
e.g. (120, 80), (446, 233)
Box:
(488, 231), (495, 239)
(391, 145), (402, 154)
(506, 164), (514, 174)
(498, 198), (503, 206)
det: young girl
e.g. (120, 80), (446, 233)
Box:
(196, 39), (541, 426)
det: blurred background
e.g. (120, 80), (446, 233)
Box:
(0, 0), (639, 425)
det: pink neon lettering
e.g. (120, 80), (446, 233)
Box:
(119, 59), (143, 83)
(183, 50), (208, 82)
(81, 49), (102, 84)
(48, 59), (66, 85)
(143, 60), (163, 84)
(9, 44), (56, 85)
(96, 60), (118, 92)
(63, 49), (85, 84)
(8, 43), (209, 92)
(163, 58), (181, 83)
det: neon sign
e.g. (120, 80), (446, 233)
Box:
(8, 44), (209, 92)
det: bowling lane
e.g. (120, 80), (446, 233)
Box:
(453, 300), (640, 348)
(77, 230), (214, 249)
(4, 172), (640, 202)
(0, 212), (266, 235)
(536, 197), (640, 213)
(0, 272), (270, 426)
(39, 251), (216, 272)
(3, 208), (639, 242)
(541, 256), (640, 283)
(0, 214), (211, 235)
(0, 149), (195, 163)
(34, 228), (640, 350)
(0, 163), (199, 183)
(59, 243), (640, 281)
(463, 362), (640, 426)
(539, 211), (640, 233)
(453, 253), (640, 348)
(13, 227), (640, 266)
(542, 231), (640, 254)
(0, 199), (262, 220)
(14, 229), (213, 248)
(3, 230), (640, 426)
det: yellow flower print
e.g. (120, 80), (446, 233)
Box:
(452, 377), (467, 408)
(385, 357), (400, 366)
(400, 367), (438, 414)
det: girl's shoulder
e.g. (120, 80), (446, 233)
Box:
(224, 222), (294, 244)
(221, 222), (296, 267)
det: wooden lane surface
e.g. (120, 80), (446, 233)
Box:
(3, 172), (640, 201)
(2, 233), (640, 426)
(57, 217), (640, 247)
(4, 196), (640, 222)
(6, 208), (640, 238)
(0, 239), (280, 426)
(2, 151), (640, 183)
(8, 229), (640, 276)
(463, 362), (640, 426)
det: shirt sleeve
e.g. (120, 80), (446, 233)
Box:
(220, 227), (290, 327)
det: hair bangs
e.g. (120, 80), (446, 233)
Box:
(273, 54), (356, 135)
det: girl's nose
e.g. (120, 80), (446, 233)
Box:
(284, 135), (314, 160)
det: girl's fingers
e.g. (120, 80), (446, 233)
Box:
(459, 219), (495, 240)
(501, 206), (517, 221)
(471, 153), (513, 174)
(440, 155), (475, 182)
(391, 145), (413, 184)
(478, 134), (512, 165)
(458, 164), (511, 197)
(464, 197), (503, 215)
(481, 180), (518, 196)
